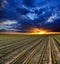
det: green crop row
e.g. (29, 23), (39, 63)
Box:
(53, 37), (60, 51)
(51, 43), (57, 64)
(10, 36), (45, 64)
(0, 36), (42, 63)
(38, 40), (48, 64)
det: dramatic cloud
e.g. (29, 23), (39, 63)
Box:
(0, 20), (17, 25)
(0, 0), (60, 32)
(26, 13), (38, 20)
(0, 20), (18, 31)
(46, 14), (57, 23)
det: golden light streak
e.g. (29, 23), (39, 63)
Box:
(0, 31), (47, 35)
(38, 31), (46, 34)
(30, 28), (48, 34)
(1, 26), (59, 35)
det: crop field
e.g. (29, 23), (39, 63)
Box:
(0, 34), (60, 64)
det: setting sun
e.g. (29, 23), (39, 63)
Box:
(30, 28), (48, 34)
(38, 31), (46, 34)
(32, 28), (48, 34)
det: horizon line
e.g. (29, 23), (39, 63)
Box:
(0, 32), (60, 35)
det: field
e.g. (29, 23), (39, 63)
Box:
(0, 34), (60, 64)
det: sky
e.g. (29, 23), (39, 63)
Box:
(0, 0), (60, 32)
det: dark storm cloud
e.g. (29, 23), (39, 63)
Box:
(0, 0), (60, 32)
(23, 0), (35, 7)
(16, 7), (30, 15)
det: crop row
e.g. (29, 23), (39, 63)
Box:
(0, 36), (42, 63)
(50, 39), (57, 64)
(22, 38), (46, 64)
(10, 37), (46, 64)
(38, 39), (48, 64)
(53, 37), (60, 51)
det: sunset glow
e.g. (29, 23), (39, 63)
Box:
(38, 31), (46, 34)
(30, 28), (48, 34)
